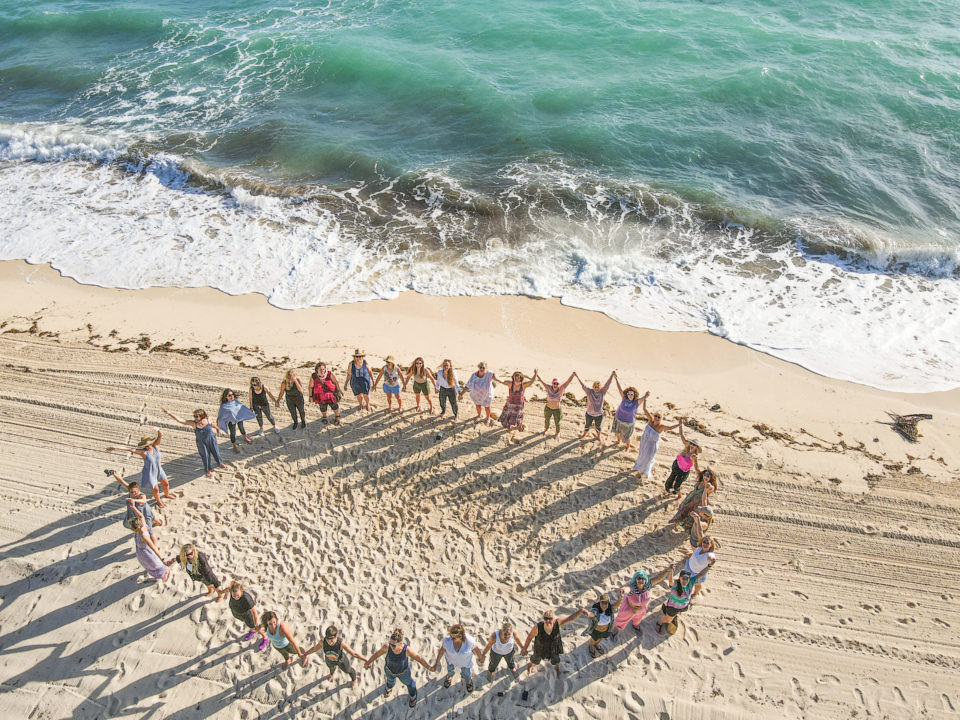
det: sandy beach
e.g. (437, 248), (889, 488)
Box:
(0, 259), (958, 720)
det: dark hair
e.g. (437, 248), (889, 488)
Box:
(220, 388), (236, 404)
(325, 624), (338, 639)
(128, 481), (139, 490)
(314, 362), (325, 373)
(261, 611), (277, 629)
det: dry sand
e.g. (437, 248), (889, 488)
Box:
(0, 260), (958, 720)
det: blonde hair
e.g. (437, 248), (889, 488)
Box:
(179, 543), (197, 568)
(229, 580), (243, 593)
(284, 369), (297, 383)
(448, 623), (465, 638)
(389, 628), (404, 644)
(500, 619), (513, 633)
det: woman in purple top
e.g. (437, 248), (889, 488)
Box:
(575, 371), (615, 443)
(534, 372), (574, 437)
(611, 378), (642, 452)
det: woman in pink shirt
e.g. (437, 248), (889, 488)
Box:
(612, 567), (670, 635)
(662, 424), (701, 497)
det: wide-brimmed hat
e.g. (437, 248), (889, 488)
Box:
(136, 433), (158, 449)
(385, 355), (396, 363)
(353, 348), (365, 357)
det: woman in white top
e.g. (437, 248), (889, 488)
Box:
(461, 361), (497, 425)
(681, 535), (718, 601)
(435, 359), (461, 424)
(478, 620), (523, 681)
(430, 623), (481, 693)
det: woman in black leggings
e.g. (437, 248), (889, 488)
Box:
(249, 376), (278, 435)
(277, 369), (306, 430)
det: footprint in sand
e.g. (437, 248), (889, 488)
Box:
(933, 618), (951, 627)
(942, 694), (956, 712)
(803, 617), (812, 624)
(825, 604), (843, 612)
(763, 663), (782, 673)
(792, 591), (809, 601)
(112, 628), (129, 648)
(129, 593), (145, 611)
(818, 674), (840, 685)
(896, 617), (916, 625)
(758, 592), (776, 600)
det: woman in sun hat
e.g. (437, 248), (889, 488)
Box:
(581, 592), (623, 657)
(462, 361), (497, 424)
(345, 349), (372, 411)
(217, 388), (256, 453)
(162, 407), (231, 477)
(372, 355), (404, 413)
(106, 426), (177, 507)
(533, 371), (574, 437)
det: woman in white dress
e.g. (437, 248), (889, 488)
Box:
(633, 393), (680, 478)
(461, 361), (497, 424)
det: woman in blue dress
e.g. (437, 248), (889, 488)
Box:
(162, 407), (231, 477)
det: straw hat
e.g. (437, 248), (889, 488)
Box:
(353, 348), (365, 357)
(136, 433), (158, 449)
(385, 355), (396, 364)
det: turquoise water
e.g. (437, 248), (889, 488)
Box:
(1, 1), (958, 390)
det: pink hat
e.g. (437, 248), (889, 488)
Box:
(552, 378), (559, 384)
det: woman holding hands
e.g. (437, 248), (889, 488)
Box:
(521, 607), (583, 676)
(106, 428), (176, 507)
(161, 407), (230, 478)
(431, 623), (482, 693)
(494, 370), (536, 432)
(576, 371), (615, 443)
(365, 628), (433, 707)
(534, 372), (574, 437)
(633, 394), (681, 478)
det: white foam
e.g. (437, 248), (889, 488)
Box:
(0, 141), (957, 393)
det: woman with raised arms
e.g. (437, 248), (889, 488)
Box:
(494, 369), (536, 432)
(534, 372), (574, 437)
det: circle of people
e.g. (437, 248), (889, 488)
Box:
(105, 350), (721, 708)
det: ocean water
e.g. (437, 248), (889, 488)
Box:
(1, 0), (958, 391)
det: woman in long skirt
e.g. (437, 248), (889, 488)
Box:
(633, 393), (680, 478)
(131, 517), (171, 582)
(494, 370), (536, 432)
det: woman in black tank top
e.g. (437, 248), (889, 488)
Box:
(521, 608), (583, 676)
